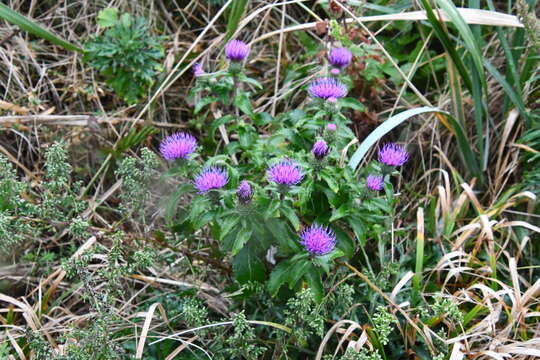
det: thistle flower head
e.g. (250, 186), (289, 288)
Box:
(378, 143), (409, 167)
(329, 47), (352, 69)
(311, 139), (329, 159)
(308, 77), (347, 101)
(366, 174), (384, 191)
(194, 167), (228, 194)
(193, 63), (204, 77)
(225, 40), (250, 62)
(300, 224), (336, 256)
(326, 123), (337, 132)
(159, 133), (197, 160)
(267, 159), (304, 187)
(237, 180), (253, 204)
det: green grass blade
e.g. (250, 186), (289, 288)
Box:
(483, 59), (529, 122)
(225, 0), (249, 42)
(0, 3), (81, 52)
(419, 0), (473, 91)
(348, 107), (441, 170)
(413, 207), (425, 295)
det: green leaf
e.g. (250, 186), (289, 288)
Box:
(234, 92), (254, 117)
(304, 269), (324, 303)
(339, 97), (365, 111)
(280, 204), (301, 231)
(219, 214), (241, 240)
(194, 96), (217, 114)
(268, 259), (294, 296)
(97, 8), (119, 28)
(330, 204), (349, 222)
(0, 3), (82, 52)
(230, 228), (253, 256)
(233, 246), (266, 284)
(319, 171), (340, 193)
(225, 0), (249, 41)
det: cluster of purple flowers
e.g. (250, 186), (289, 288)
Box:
(364, 143), (409, 192)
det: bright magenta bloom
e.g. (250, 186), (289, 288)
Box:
(225, 40), (250, 61)
(378, 143), (409, 167)
(267, 159), (304, 187)
(329, 47), (352, 69)
(300, 224), (336, 256)
(160, 133), (197, 160)
(308, 77), (347, 102)
(366, 174), (384, 191)
(194, 167), (228, 193)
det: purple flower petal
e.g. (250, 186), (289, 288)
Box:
(267, 159), (304, 186)
(225, 40), (250, 62)
(194, 167), (228, 194)
(308, 78), (347, 101)
(160, 133), (197, 160)
(300, 224), (336, 256)
(378, 143), (409, 167)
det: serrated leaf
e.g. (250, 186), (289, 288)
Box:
(219, 214), (241, 240)
(230, 228), (253, 256)
(234, 92), (254, 117)
(330, 204), (349, 222)
(268, 259), (294, 296)
(194, 96), (217, 114)
(233, 246), (266, 284)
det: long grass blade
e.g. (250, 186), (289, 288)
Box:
(0, 3), (81, 52)
(225, 0), (249, 41)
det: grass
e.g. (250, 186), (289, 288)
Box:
(0, 0), (539, 359)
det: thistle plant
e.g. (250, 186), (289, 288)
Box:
(164, 36), (409, 312)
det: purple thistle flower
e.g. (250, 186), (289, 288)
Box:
(160, 132), (197, 160)
(193, 63), (204, 77)
(225, 40), (250, 62)
(378, 143), (409, 167)
(312, 139), (329, 159)
(366, 174), (384, 191)
(237, 180), (253, 204)
(300, 224), (336, 256)
(267, 159), (304, 187)
(308, 77), (347, 102)
(194, 167), (228, 194)
(328, 47), (352, 69)
(326, 123), (337, 132)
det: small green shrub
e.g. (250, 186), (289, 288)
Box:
(84, 8), (164, 105)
